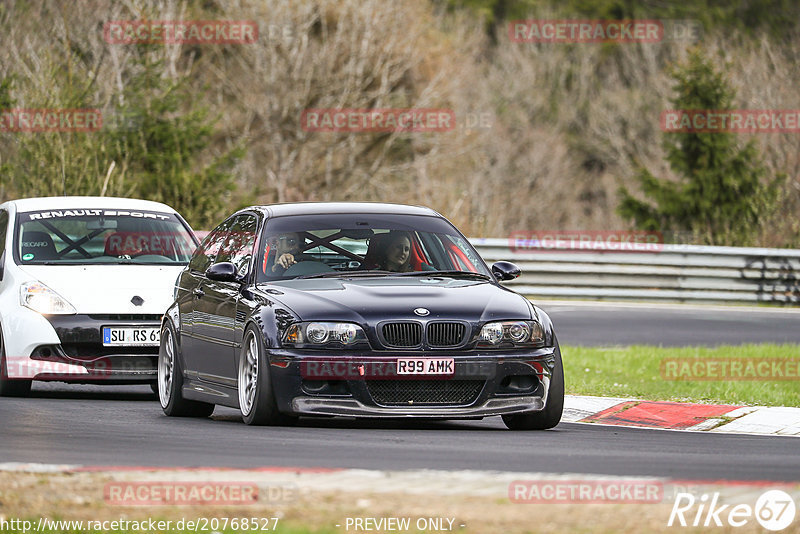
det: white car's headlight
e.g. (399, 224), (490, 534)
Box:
(478, 320), (544, 347)
(20, 281), (77, 315)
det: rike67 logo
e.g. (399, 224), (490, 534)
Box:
(668, 489), (796, 531)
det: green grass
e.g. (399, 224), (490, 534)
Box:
(562, 344), (800, 407)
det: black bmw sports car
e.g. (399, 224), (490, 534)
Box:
(158, 203), (564, 430)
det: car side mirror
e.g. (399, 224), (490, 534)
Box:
(492, 261), (521, 281)
(206, 262), (241, 283)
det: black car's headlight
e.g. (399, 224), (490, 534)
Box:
(283, 322), (368, 348)
(477, 320), (544, 348)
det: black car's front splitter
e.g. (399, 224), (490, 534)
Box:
(290, 395), (545, 418)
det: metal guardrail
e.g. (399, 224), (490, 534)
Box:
(469, 238), (800, 305)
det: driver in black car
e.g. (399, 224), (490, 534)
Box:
(270, 232), (305, 274)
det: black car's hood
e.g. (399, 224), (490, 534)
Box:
(258, 276), (532, 323)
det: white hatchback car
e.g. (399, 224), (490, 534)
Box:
(0, 196), (198, 396)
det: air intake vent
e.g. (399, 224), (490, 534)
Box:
(366, 380), (485, 406)
(381, 322), (422, 347)
(427, 322), (467, 347)
(88, 314), (162, 321)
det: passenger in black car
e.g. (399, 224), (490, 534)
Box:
(375, 230), (413, 272)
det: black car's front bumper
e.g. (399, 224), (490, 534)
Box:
(267, 347), (557, 418)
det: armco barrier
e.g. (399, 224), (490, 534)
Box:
(469, 238), (800, 305)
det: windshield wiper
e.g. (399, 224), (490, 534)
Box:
(21, 260), (135, 265)
(293, 270), (395, 280)
(294, 270), (492, 281)
(395, 270), (492, 280)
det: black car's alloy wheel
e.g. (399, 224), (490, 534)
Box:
(238, 325), (296, 426)
(502, 338), (564, 430)
(0, 326), (32, 397)
(158, 322), (214, 418)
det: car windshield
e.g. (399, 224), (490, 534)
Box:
(256, 213), (491, 281)
(15, 208), (197, 265)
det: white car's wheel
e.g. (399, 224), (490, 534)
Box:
(0, 327), (32, 397)
(158, 322), (214, 418)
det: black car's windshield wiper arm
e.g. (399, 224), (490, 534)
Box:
(395, 270), (492, 280)
(293, 270), (395, 280)
(294, 270), (492, 281)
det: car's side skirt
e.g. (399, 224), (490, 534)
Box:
(182, 377), (239, 409)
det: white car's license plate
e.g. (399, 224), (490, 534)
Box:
(396, 358), (455, 375)
(102, 326), (160, 347)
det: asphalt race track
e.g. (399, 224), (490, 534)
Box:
(541, 301), (800, 346)
(1, 385), (799, 481)
(2, 304), (799, 481)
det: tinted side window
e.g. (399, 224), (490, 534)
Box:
(187, 218), (234, 273)
(215, 214), (258, 276)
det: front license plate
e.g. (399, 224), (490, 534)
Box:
(102, 326), (160, 347)
(396, 358), (455, 375)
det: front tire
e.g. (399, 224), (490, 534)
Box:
(502, 338), (564, 430)
(158, 322), (214, 418)
(0, 327), (32, 397)
(238, 325), (296, 426)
